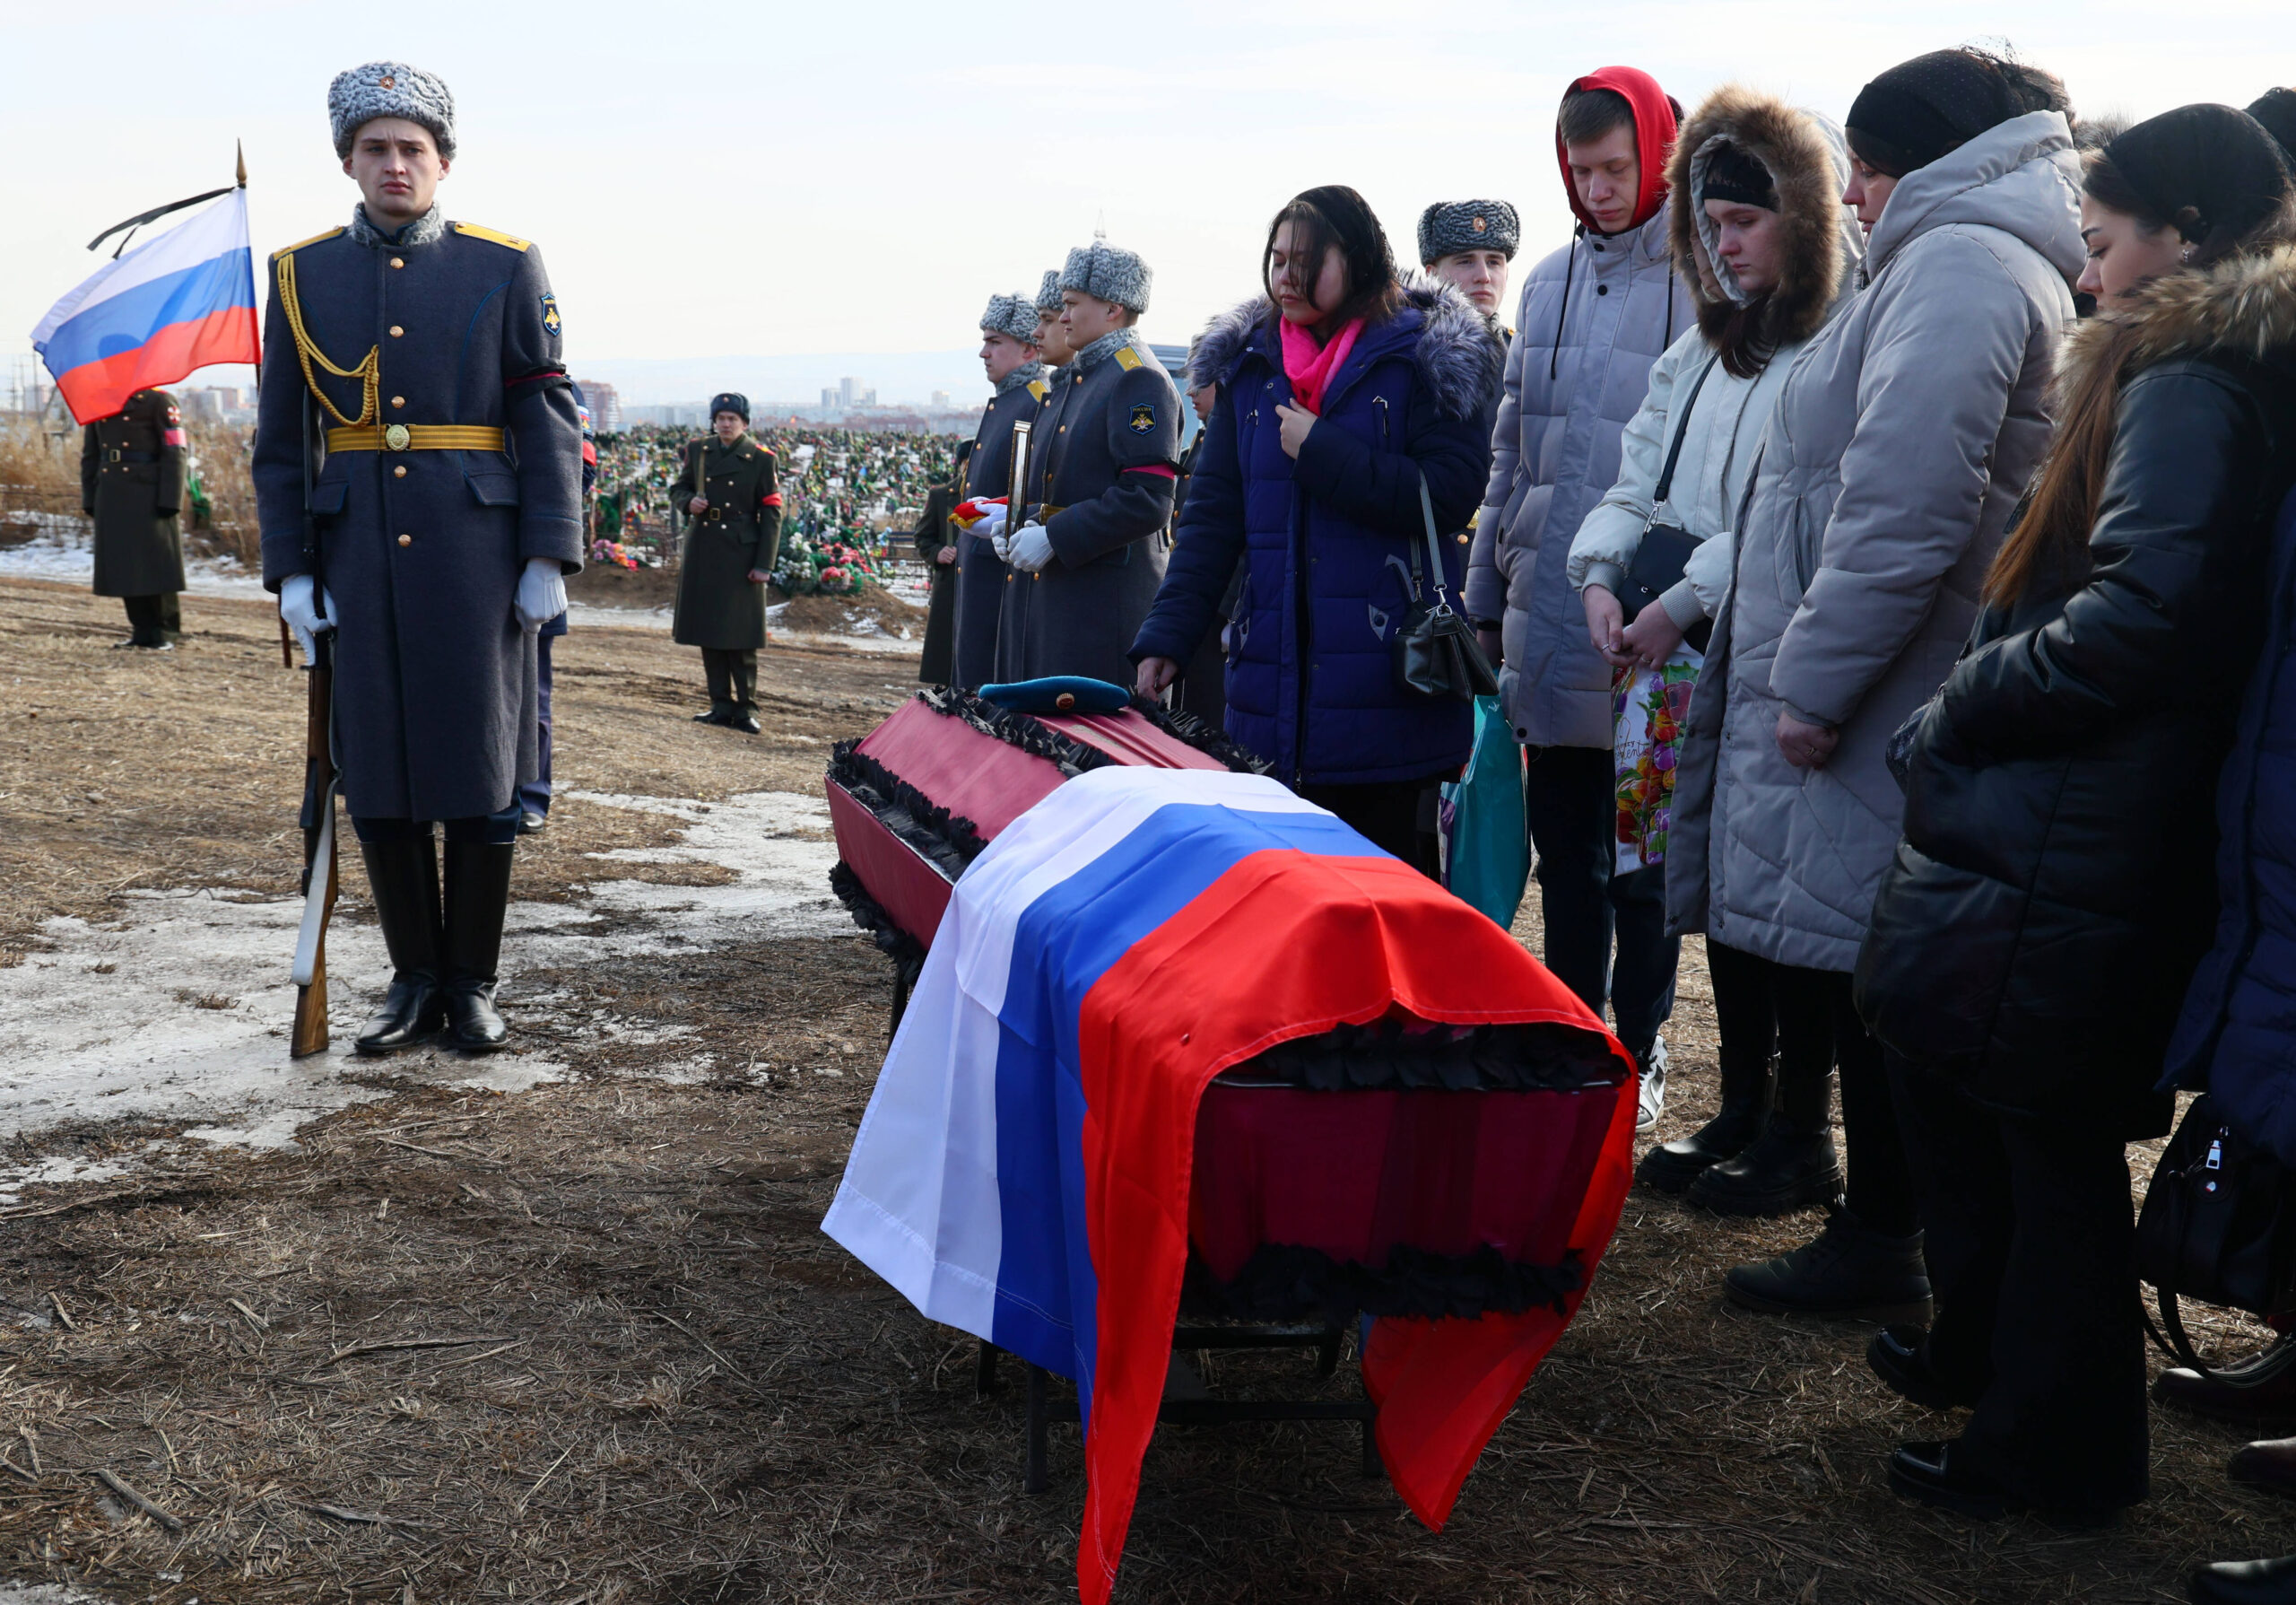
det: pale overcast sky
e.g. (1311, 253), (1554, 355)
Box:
(4, 1), (2290, 405)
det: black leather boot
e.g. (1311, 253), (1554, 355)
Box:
(2191, 1554), (2296, 1604)
(440, 841), (515, 1052)
(1724, 1207), (1934, 1323)
(1688, 1062), (1843, 1217)
(354, 836), (444, 1054)
(1639, 1051), (1774, 1193)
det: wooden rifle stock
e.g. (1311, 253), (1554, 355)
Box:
(290, 634), (336, 1058)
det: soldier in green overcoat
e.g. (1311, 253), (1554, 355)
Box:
(911, 466), (959, 684)
(671, 392), (782, 731)
(80, 386), (188, 649)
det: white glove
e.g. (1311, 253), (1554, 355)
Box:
(279, 573), (337, 661)
(515, 557), (568, 632)
(977, 502), (1010, 542)
(1008, 520), (1055, 574)
(991, 528), (1012, 563)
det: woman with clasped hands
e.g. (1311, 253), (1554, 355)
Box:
(1129, 185), (1502, 873)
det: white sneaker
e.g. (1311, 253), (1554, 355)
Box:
(1635, 1036), (1669, 1131)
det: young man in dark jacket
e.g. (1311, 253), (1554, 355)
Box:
(672, 393), (782, 731)
(82, 387), (188, 649)
(994, 240), (1180, 687)
(257, 60), (583, 1055)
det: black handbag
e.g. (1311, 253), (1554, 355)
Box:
(1395, 470), (1500, 702)
(2134, 1093), (2296, 1384)
(1615, 359), (1718, 655)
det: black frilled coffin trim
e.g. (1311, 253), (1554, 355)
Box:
(1182, 1243), (1587, 1326)
(828, 859), (926, 971)
(827, 738), (986, 874)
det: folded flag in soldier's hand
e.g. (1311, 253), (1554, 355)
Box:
(951, 496), (1006, 530)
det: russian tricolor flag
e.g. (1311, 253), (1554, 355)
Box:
(824, 766), (1637, 1602)
(31, 188), (258, 425)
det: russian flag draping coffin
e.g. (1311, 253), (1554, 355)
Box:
(822, 693), (1638, 1603)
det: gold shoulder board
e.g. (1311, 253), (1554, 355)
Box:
(1028, 379), (1048, 402)
(452, 222), (533, 253)
(270, 226), (345, 260)
(1113, 346), (1143, 371)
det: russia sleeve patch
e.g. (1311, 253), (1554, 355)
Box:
(1128, 402), (1157, 434)
(541, 294), (562, 335)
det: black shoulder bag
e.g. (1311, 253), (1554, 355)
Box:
(1396, 470), (1500, 702)
(2134, 1093), (2296, 1384)
(1615, 358), (1718, 654)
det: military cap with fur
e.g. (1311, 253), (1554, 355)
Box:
(709, 393), (750, 422)
(1036, 270), (1066, 314)
(329, 61), (457, 159)
(1417, 200), (1520, 266)
(1061, 240), (1152, 314)
(978, 293), (1039, 344)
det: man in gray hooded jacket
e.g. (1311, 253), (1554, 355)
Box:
(1470, 69), (1692, 1125)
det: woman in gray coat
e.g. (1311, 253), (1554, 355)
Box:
(1665, 48), (2085, 1319)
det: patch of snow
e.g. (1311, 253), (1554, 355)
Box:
(0, 791), (847, 1184)
(0, 524), (266, 600)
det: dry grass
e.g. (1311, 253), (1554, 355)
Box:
(0, 414), (261, 564)
(0, 576), (2290, 1603)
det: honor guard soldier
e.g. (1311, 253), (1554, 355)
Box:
(671, 393), (782, 731)
(1417, 199), (1519, 338)
(256, 61), (584, 1056)
(994, 240), (1181, 686)
(950, 293), (1045, 689)
(81, 388), (187, 649)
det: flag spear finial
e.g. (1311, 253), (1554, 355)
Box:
(236, 141), (247, 188)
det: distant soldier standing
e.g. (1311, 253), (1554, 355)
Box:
(672, 394), (781, 731)
(995, 240), (1180, 686)
(256, 61), (584, 1055)
(81, 387), (187, 649)
(949, 294), (1046, 689)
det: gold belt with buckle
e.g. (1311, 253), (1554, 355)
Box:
(326, 424), (508, 453)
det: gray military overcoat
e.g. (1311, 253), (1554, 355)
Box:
(951, 376), (1044, 688)
(255, 207), (584, 823)
(994, 334), (1178, 686)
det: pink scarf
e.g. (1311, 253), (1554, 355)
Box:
(1278, 316), (1364, 414)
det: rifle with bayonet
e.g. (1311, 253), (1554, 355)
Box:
(290, 385), (338, 1058)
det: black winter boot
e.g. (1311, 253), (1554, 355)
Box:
(440, 841), (515, 1052)
(1639, 1051), (1774, 1194)
(1688, 1062), (1843, 1217)
(354, 836), (445, 1054)
(1724, 1208), (1934, 1323)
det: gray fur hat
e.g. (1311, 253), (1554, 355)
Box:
(1060, 240), (1152, 314)
(979, 293), (1039, 344)
(1417, 200), (1520, 266)
(329, 61), (456, 159)
(1035, 270), (1066, 314)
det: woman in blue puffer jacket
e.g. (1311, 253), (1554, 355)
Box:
(1132, 184), (1503, 872)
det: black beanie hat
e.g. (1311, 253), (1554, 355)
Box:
(1847, 48), (2030, 179)
(2101, 104), (2292, 255)
(1698, 143), (1779, 211)
(2249, 89), (2296, 167)
(709, 392), (750, 423)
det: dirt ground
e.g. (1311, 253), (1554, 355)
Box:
(0, 575), (2284, 1603)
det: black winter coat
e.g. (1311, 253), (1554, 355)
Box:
(1857, 274), (2296, 1130)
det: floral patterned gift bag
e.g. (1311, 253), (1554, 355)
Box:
(1612, 647), (1702, 876)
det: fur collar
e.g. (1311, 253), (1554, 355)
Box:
(1665, 86), (1856, 358)
(1187, 280), (1502, 421)
(994, 360), (1046, 397)
(1069, 327), (1149, 375)
(2059, 237), (2296, 401)
(349, 203), (447, 250)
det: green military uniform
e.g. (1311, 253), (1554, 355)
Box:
(80, 387), (187, 648)
(670, 428), (782, 723)
(912, 470), (959, 685)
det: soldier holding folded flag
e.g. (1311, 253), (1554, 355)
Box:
(254, 60), (584, 1056)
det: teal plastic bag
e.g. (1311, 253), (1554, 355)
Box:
(1438, 695), (1530, 929)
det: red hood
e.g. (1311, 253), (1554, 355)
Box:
(1554, 65), (1678, 235)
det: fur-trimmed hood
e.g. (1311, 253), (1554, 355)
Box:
(1665, 86), (1862, 353)
(1187, 280), (1503, 421)
(2058, 234), (2296, 402)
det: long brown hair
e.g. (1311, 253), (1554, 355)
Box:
(1263, 187), (1404, 335)
(1986, 153), (2292, 605)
